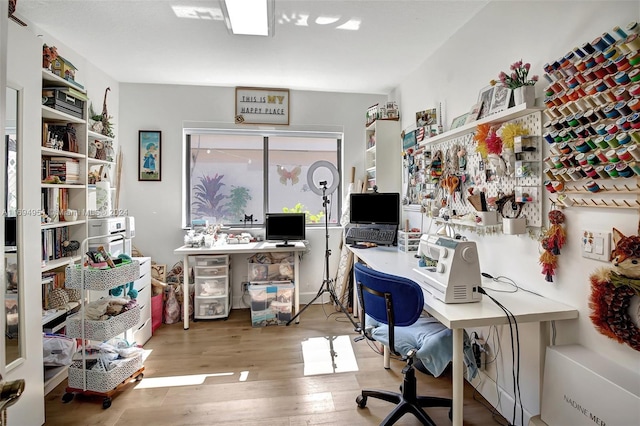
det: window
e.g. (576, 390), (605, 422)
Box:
(183, 128), (341, 228)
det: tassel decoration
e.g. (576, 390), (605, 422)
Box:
(539, 209), (566, 282)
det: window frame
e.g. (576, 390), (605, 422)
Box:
(182, 126), (343, 229)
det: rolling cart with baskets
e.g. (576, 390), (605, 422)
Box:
(61, 235), (144, 409)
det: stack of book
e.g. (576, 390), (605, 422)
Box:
(43, 157), (80, 183)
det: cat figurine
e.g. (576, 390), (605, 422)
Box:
(588, 228), (640, 352)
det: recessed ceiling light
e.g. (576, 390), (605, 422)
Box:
(222, 0), (274, 36)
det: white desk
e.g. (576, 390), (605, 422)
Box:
(348, 245), (578, 426)
(174, 241), (306, 330)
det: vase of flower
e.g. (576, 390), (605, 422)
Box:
(513, 85), (536, 108)
(491, 60), (538, 109)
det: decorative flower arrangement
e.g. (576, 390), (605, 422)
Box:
(490, 60), (539, 89)
(498, 122), (529, 151)
(473, 123), (502, 159)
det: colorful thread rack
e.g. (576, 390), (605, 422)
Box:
(541, 20), (640, 208)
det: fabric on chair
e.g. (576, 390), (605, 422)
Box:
(366, 314), (479, 379)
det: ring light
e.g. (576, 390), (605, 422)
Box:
(307, 160), (339, 195)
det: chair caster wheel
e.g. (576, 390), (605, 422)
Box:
(62, 393), (74, 403)
(356, 395), (367, 408)
(102, 397), (112, 409)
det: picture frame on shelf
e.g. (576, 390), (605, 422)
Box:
(465, 102), (483, 124)
(416, 108), (438, 128)
(489, 85), (511, 115)
(476, 86), (495, 120)
(450, 113), (470, 130)
(138, 130), (161, 181)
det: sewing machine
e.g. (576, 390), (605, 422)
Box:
(413, 234), (482, 303)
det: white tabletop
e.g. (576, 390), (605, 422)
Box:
(348, 245), (578, 329)
(174, 241), (307, 255)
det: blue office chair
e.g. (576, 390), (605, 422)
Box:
(354, 262), (452, 426)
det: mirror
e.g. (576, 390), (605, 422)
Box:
(4, 87), (20, 366)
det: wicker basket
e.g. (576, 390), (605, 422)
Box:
(66, 307), (140, 341)
(65, 260), (140, 291)
(67, 353), (143, 393)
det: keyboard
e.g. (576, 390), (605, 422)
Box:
(346, 227), (396, 245)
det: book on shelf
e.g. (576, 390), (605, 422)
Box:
(41, 226), (69, 262)
(41, 187), (69, 217)
(42, 157), (80, 183)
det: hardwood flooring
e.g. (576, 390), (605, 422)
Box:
(44, 304), (506, 425)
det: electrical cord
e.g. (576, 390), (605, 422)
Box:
(477, 287), (522, 426)
(481, 272), (544, 297)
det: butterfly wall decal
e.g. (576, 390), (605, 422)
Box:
(277, 165), (301, 185)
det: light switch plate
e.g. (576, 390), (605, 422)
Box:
(581, 230), (611, 262)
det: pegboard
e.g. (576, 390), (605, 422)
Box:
(409, 109), (543, 229)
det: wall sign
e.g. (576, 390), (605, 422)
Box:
(235, 87), (290, 125)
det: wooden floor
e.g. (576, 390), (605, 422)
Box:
(45, 304), (506, 425)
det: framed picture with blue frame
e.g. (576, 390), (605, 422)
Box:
(138, 130), (161, 181)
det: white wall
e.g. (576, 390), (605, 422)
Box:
(394, 1), (640, 423)
(118, 84), (385, 304)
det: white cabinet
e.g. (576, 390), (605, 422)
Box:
(125, 257), (152, 345)
(192, 255), (231, 320)
(365, 119), (401, 193)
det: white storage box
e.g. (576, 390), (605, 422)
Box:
(541, 345), (640, 426)
(65, 260), (140, 291)
(68, 353), (143, 393)
(503, 217), (526, 235)
(397, 231), (421, 252)
(66, 307), (141, 341)
(476, 211), (499, 226)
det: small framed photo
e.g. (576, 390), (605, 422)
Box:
(477, 86), (495, 120)
(416, 108), (438, 128)
(138, 130), (161, 181)
(450, 113), (470, 130)
(489, 85), (511, 115)
(465, 102), (483, 124)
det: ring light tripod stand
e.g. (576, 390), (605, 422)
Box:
(287, 181), (360, 331)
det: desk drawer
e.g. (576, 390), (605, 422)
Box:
(133, 256), (151, 277)
(195, 277), (228, 297)
(193, 255), (228, 267)
(131, 318), (152, 346)
(194, 265), (228, 278)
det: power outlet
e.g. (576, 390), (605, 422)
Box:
(242, 282), (250, 292)
(581, 230), (611, 262)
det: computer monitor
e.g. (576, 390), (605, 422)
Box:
(4, 216), (17, 248)
(265, 213), (306, 247)
(349, 192), (400, 225)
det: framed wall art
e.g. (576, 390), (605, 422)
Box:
(235, 87), (290, 125)
(138, 130), (161, 181)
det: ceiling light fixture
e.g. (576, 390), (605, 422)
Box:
(221, 0), (274, 36)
